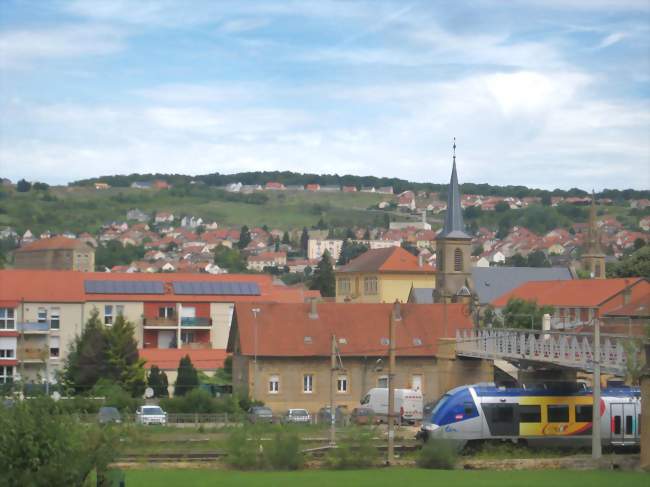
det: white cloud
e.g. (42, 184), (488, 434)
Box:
(0, 25), (124, 68)
(219, 18), (270, 34)
(597, 32), (627, 49)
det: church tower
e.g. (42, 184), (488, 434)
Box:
(581, 191), (606, 279)
(435, 139), (473, 303)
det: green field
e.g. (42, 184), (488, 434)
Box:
(124, 468), (646, 487)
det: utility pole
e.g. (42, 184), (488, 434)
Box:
(330, 334), (337, 445)
(592, 317), (602, 459)
(387, 302), (400, 464)
(251, 307), (261, 403)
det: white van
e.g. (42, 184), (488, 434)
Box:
(360, 388), (423, 423)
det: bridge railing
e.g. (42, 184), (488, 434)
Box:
(456, 328), (629, 375)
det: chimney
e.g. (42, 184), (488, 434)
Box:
(392, 300), (402, 321)
(309, 298), (319, 319)
(623, 280), (631, 305)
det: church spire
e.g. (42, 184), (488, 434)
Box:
(585, 190), (602, 255)
(439, 138), (470, 240)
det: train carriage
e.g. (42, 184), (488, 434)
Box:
(419, 383), (641, 449)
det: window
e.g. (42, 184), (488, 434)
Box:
(159, 306), (175, 319)
(0, 366), (13, 384)
(437, 249), (444, 271)
(548, 405), (569, 422)
(519, 405), (542, 423)
(269, 375), (279, 394)
(454, 248), (463, 271)
(38, 308), (47, 324)
(0, 308), (15, 330)
(494, 405), (514, 423)
(363, 276), (378, 295)
(338, 278), (351, 294)
(181, 331), (195, 344)
(0, 349), (15, 358)
(625, 415), (634, 435)
(411, 374), (422, 392)
(613, 415), (621, 434)
(50, 336), (60, 359)
(104, 305), (113, 325)
(575, 405), (592, 422)
(377, 376), (388, 388)
(337, 375), (348, 393)
(50, 308), (60, 330)
(303, 374), (313, 393)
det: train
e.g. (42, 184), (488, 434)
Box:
(418, 382), (641, 449)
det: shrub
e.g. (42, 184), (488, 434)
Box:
(90, 381), (141, 413)
(325, 427), (379, 469)
(264, 428), (303, 470)
(417, 439), (457, 469)
(225, 426), (264, 470)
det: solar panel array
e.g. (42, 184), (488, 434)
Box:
(172, 281), (261, 296)
(84, 280), (165, 295)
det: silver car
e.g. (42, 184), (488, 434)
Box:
(282, 408), (311, 424)
(136, 405), (167, 425)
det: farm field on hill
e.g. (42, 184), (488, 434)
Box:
(124, 468), (645, 487)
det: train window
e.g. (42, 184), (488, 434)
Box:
(613, 416), (621, 434)
(519, 405), (541, 423)
(548, 405), (569, 422)
(625, 416), (633, 435)
(494, 405), (514, 423)
(463, 402), (475, 415)
(575, 405), (592, 422)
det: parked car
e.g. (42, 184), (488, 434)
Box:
(350, 407), (379, 425)
(98, 406), (122, 424)
(135, 405), (167, 425)
(282, 408), (311, 424)
(248, 406), (274, 423)
(317, 406), (347, 426)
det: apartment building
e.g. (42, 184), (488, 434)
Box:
(0, 270), (318, 386)
(228, 301), (492, 412)
(307, 239), (343, 262)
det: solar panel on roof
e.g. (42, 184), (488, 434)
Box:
(84, 280), (164, 294)
(172, 281), (260, 296)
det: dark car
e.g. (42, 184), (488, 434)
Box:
(317, 406), (347, 426)
(350, 407), (379, 425)
(248, 406), (274, 424)
(98, 406), (122, 424)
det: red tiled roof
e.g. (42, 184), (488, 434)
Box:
(0, 270), (316, 303)
(492, 278), (647, 308)
(139, 348), (227, 370)
(337, 246), (434, 274)
(603, 294), (650, 318)
(230, 302), (471, 357)
(248, 252), (286, 262)
(16, 236), (91, 252)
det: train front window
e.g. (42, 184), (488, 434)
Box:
(430, 394), (450, 418)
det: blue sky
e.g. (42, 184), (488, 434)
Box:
(1, 0), (648, 189)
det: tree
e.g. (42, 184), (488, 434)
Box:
(363, 228), (371, 240)
(607, 245), (650, 279)
(0, 397), (119, 487)
(541, 194), (552, 206)
(214, 244), (247, 272)
(472, 244), (484, 257)
(32, 182), (49, 191)
(281, 231), (291, 245)
(495, 201), (510, 213)
(526, 250), (550, 268)
(315, 217), (328, 230)
(505, 253), (527, 267)
(104, 315), (146, 396)
(501, 298), (554, 330)
(310, 251), (335, 297)
(238, 225), (251, 249)
(300, 227), (309, 256)
(337, 239), (369, 266)
(634, 238), (646, 251)
(16, 179), (31, 192)
(174, 355), (199, 396)
(148, 365), (169, 398)
(400, 241), (419, 256)
(63, 310), (108, 393)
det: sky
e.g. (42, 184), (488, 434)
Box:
(0, 0), (649, 190)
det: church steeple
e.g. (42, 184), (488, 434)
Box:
(439, 138), (470, 240)
(581, 190), (605, 279)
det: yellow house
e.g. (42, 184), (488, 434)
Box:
(335, 246), (436, 303)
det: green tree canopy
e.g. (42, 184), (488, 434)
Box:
(607, 245), (650, 279)
(238, 225), (252, 249)
(300, 227), (309, 256)
(174, 355), (200, 396)
(310, 250), (335, 297)
(501, 298), (555, 329)
(214, 244), (247, 272)
(147, 365), (169, 398)
(337, 239), (369, 266)
(16, 179), (31, 192)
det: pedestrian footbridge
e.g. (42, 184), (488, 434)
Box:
(456, 328), (630, 376)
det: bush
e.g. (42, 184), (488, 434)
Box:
(325, 427), (379, 469)
(417, 439), (457, 469)
(90, 381), (141, 413)
(225, 426), (264, 470)
(160, 389), (237, 414)
(264, 428), (303, 470)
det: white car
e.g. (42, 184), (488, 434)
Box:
(136, 405), (168, 425)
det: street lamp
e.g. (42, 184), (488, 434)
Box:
(251, 307), (261, 403)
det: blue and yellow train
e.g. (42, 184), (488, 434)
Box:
(419, 383), (641, 449)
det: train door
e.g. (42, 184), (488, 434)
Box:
(482, 403), (518, 437)
(610, 403), (639, 445)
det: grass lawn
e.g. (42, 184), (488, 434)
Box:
(124, 468), (646, 487)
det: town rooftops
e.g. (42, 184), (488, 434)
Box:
(336, 246), (435, 274)
(229, 302), (472, 357)
(0, 269), (318, 304)
(15, 236), (92, 252)
(602, 294), (650, 318)
(139, 348), (227, 370)
(492, 277), (648, 308)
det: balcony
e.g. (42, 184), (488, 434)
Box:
(18, 346), (49, 362)
(181, 342), (212, 350)
(18, 322), (50, 333)
(143, 317), (177, 328)
(180, 317), (212, 327)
